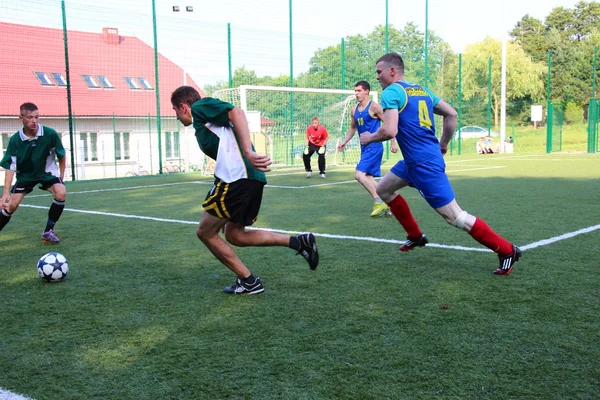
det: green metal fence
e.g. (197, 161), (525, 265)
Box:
(0, 1), (598, 182)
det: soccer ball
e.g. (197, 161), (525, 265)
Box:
(37, 252), (69, 282)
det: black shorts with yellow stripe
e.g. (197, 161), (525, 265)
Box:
(203, 179), (265, 226)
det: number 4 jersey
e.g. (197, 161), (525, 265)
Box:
(380, 81), (441, 166)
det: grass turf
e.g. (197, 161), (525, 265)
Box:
(1, 152), (599, 399)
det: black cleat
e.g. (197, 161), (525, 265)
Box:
(224, 277), (264, 295)
(399, 233), (428, 252)
(493, 245), (522, 275)
(297, 233), (319, 270)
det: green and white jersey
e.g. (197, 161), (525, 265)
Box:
(191, 97), (266, 184)
(0, 125), (65, 183)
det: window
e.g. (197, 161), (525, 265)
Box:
(1, 133), (9, 153)
(82, 75), (100, 88)
(97, 75), (114, 89)
(34, 72), (54, 86)
(51, 73), (67, 86)
(114, 132), (130, 160)
(79, 132), (98, 161)
(165, 131), (180, 158)
(137, 77), (153, 90)
(123, 77), (140, 89)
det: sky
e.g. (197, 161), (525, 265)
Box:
(0, 0), (585, 86)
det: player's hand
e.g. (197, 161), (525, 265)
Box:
(247, 152), (272, 172)
(359, 133), (371, 146)
(318, 146), (325, 155)
(303, 146), (309, 155)
(337, 143), (346, 152)
(440, 144), (448, 156)
(391, 143), (399, 153)
(1, 194), (9, 210)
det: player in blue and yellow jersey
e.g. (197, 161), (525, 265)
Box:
(0, 103), (66, 244)
(360, 53), (521, 275)
(338, 80), (398, 217)
(171, 86), (319, 294)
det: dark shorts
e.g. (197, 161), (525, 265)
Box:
(12, 177), (63, 196)
(202, 179), (265, 226)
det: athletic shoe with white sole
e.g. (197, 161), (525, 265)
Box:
(223, 277), (264, 295)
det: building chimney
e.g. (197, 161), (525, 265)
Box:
(102, 27), (120, 45)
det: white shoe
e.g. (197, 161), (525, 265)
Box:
(306, 171), (312, 178)
(320, 173), (326, 179)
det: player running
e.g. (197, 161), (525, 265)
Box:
(171, 86), (319, 295)
(338, 80), (398, 217)
(0, 103), (67, 243)
(360, 53), (521, 275)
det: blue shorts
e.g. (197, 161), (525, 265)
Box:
(390, 158), (455, 208)
(356, 143), (384, 177)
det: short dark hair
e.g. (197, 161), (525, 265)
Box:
(171, 86), (201, 107)
(354, 80), (370, 91)
(311, 116), (320, 122)
(20, 102), (38, 115)
(376, 53), (405, 74)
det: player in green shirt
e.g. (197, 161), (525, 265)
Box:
(0, 103), (67, 243)
(171, 86), (319, 295)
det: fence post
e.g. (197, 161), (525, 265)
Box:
(546, 51), (552, 153)
(61, 0), (76, 181)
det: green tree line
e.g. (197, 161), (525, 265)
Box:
(204, 1), (600, 128)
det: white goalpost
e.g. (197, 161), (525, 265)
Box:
(212, 85), (378, 170)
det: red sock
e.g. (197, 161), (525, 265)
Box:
(469, 217), (512, 255)
(388, 195), (421, 238)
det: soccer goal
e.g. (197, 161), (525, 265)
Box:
(212, 85), (379, 169)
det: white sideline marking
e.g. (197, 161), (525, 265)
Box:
(0, 388), (35, 400)
(520, 224), (600, 251)
(25, 165), (507, 196)
(18, 205), (600, 253)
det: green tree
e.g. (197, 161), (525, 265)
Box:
(448, 37), (545, 127)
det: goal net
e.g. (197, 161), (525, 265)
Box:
(212, 85), (379, 170)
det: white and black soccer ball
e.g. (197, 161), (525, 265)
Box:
(37, 252), (69, 282)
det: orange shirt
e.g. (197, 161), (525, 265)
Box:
(306, 125), (328, 146)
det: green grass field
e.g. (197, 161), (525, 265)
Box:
(1, 153), (599, 400)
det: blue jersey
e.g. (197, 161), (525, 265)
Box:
(354, 101), (380, 134)
(354, 101), (383, 152)
(380, 81), (441, 166)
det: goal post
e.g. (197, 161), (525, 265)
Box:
(212, 85), (380, 169)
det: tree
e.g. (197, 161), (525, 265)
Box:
(511, 1), (600, 106)
(449, 37), (545, 127)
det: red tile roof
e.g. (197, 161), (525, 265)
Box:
(0, 22), (200, 117)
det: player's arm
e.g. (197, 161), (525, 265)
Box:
(338, 106), (357, 151)
(433, 99), (458, 155)
(58, 156), (66, 181)
(228, 107), (272, 172)
(1, 169), (15, 207)
(371, 102), (398, 153)
(360, 108), (398, 145)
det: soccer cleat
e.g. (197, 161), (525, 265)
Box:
(370, 202), (389, 217)
(320, 173), (326, 179)
(399, 233), (428, 252)
(306, 171), (312, 178)
(493, 245), (522, 275)
(41, 229), (60, 244)
(224, 277), (264, 295)
(296, 233), (319, 270)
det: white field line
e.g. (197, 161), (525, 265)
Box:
(0, 388), (34, 400)
(25, 165), (507, 197)
(19, 204), (600, 253)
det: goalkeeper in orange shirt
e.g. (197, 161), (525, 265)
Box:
(303, 116), (328, 178)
